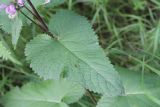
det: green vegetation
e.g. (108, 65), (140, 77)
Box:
(0, 0), (160, 107)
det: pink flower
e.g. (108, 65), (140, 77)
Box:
(5, 4), (17, 18)
(0, 3), (17, 18)
(5, 4), (16, 15)
(17, 0), (25, 7)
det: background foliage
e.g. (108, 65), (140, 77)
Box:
(0, 0), (160, 107)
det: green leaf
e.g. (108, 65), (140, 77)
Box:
(97, 67), (160, 107)
(0, 13), (23, 47)
(25, 10), (124, 95)
(29, 0), (63, 7)
(0, 41), (22, 65)
(3, 79), (85, 107)
(11, 16), (22, 48)
(30, 0), (45, 7)
(0, 0), (11, 4)
(0, 12), (12, 34)
(132, 0), (146, 10)
(0, 41), (11, 60)
(45, 0), (65, 7)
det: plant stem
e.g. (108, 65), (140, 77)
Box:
(68, 0), (73, 10)
(24, 0), (56, 39)
(19, 10), (55, 38)
(19, 10), (46, 32)
(23, 5), (48, 33)
(24, 5), (39, 19)
(86, 90), (97, 105)
(26, 0), (48, 32)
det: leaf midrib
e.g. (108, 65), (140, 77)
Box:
(57, 39), (115, 89)
(8, 97), (62, 103)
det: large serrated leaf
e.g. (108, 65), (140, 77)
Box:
(25, 10), (124, 95)
(97, 67), (160, 107)
(3, 79), (85, 107)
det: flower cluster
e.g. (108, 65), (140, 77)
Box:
(0, 0), (51, 19)
(0, 0), (24, 18)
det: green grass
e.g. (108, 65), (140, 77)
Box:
(68, 0), (160, 72)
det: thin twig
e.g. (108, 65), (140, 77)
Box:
(19, 10), (46, 32)
(24, 5), (39, 19)
(26, 0), (48, 32)
(20, 10), (56, 39)
(23, 5), (46, 30)
(25, 0), (56, 39)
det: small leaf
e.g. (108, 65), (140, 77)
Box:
(3, 79), (85, 107)
(0, 11), (12, 34)
(0, 41), (22, 65)
(11, 16), (22, 48)
(25, 10), (124, 95)
(0, 41), (11, 60)
(0, 13), (23, 48)
(97, 67), (160, 107)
